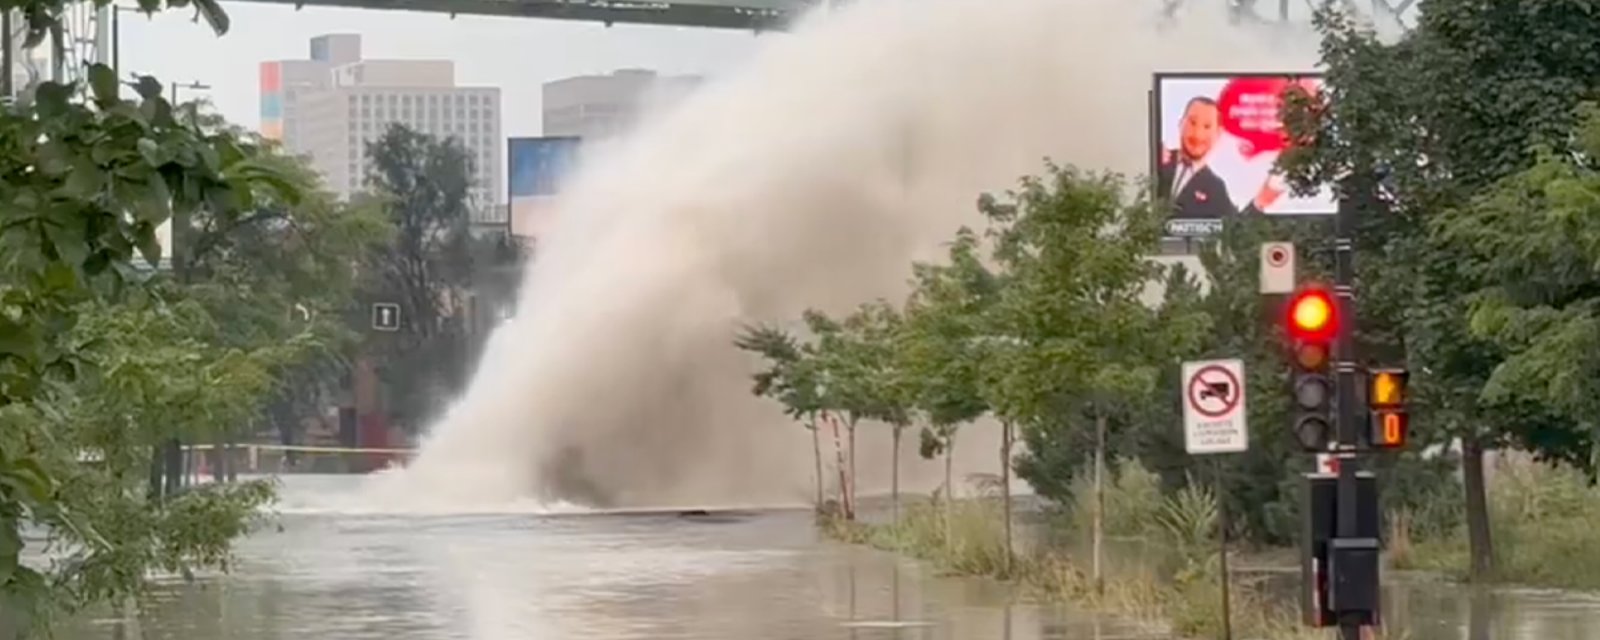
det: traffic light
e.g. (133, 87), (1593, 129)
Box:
(1288, 286), (1338, 452)
(1368, 368), (1409, 449)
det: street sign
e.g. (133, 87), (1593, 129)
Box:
(1261, 242), (1296, 294)
(372, 303), (401, 332)
(1314, 453), (1346, 475)
(1182, 358), (1249, 454)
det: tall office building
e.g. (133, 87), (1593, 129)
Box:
(541, 69), (701, 139)
(261, 35), (502, 213)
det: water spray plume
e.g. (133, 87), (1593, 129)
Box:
(367, 0), (1319, 512)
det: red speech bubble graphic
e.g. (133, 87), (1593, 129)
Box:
(1216, 76), (1314, 159)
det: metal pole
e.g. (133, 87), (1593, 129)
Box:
(2, 10), (13, 99)
(111, 6), (118, 85)
(1334, 197), (1360, 640)
(1217, 460), (1233, 640)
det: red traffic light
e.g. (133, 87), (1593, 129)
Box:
(1288, 287), (1337, 341)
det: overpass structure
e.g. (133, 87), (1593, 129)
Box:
(11, 0), (1418, 103)
(234, 0), (820, 30)
(225, 0), (1416, 32)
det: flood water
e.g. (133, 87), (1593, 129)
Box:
(45, 476), (1600, 640)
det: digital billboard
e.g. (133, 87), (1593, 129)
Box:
(259, 62), (283, 141)
(1151, 73), (1334, 237)
(507, 136), (584, 244)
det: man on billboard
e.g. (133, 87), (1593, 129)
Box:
(1153, 74), (1330, 230)
(1156, 96), (1285, 219)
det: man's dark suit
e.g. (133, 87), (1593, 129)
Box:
(1156, 156), (1239, 219)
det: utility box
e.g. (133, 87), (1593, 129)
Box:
(1301, 471), (1380, 627)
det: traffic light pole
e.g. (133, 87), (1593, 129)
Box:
(1333, 199), (1361, 640)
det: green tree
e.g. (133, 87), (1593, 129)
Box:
(0, 60), (311, 629)
(1433, 106), (1600, 466)
(800, 304), (903, 520)
(178, 140), (391, 464)
(1280, 1), (1600, 577)
(976, 163), (1201, 578)
(734, 324), (829, 507)
(846, 301), (914, 523)
(23, 298), (288, 608)
(360, 123), (481, 431)
(899, 228), (997, 542)
(902, 231), (995, 484)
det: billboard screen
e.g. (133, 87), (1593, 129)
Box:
(259, 62), (283, 141)
(1151, 73), (1334, 237)
(508, 136), (583, 243)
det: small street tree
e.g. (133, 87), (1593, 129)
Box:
(900, 228), (996, 539)
(734, 324), (829, 507)
(976, 163), (1202, 581)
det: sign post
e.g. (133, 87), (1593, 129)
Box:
(1181, 357), (1247, 640)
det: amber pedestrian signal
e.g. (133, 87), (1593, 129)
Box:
(1370, 369), (1408, 409)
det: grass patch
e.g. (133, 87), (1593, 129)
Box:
(822, 461), (1323, 640)
(1398, 459), (1600, 591)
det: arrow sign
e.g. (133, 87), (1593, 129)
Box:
(372, 303), (401, 332)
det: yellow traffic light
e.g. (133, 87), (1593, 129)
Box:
(1370, 369), (1408, 408)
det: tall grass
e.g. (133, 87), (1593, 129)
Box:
(823, 461), (1321, 640)
(1394, 458), (1600, 591)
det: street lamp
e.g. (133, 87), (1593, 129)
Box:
(170, 80), (210, 103)
(111, 5), (141, 86)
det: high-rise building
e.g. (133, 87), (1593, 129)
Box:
(260, 35), (503, 214)
(541, 69), (701, 139)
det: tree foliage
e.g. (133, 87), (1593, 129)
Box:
(1277, 0), (1600, 575)
(1434, 107), (1600, 462)
(0, 62), (336, 630)
(0, 0), (392, 618)
(360, 123), (499, 431)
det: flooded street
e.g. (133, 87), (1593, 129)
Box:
(52, 476), (1600, 640)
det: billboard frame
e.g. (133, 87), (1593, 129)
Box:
(1150, 71), (1332, 242)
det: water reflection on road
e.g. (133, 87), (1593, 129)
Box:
(54, 476), (1600, 640)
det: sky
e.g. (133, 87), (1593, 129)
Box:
(116, 0), (774, 138)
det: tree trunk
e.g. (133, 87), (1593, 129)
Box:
(810, 419), (824, 508)
(225, 433), (239, 483)
(945, 431), (956, 548)
(147, 447), (164, 500)
(829, 412), (852, 519)
(891, 425), (902, 525)
(1462, 437), (1495, 579)
(847, 417), (858, 516)
(1093, 410), (1107, 593)
(212, 430), (229, 484)
(162, 437), (183, 497)
(1001, 420), (1014, 575)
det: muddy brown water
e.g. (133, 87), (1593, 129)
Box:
(29, 475), (1600, 640)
